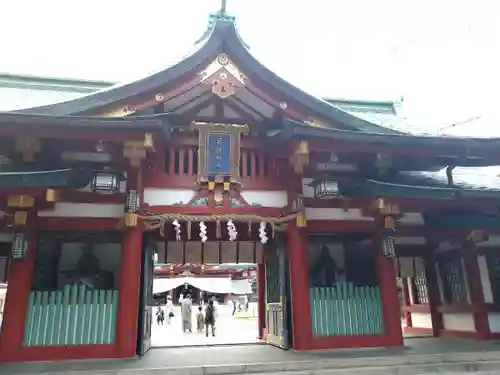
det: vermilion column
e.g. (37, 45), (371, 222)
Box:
(115, 167), (143, 357)
(463, 251), (489, 339)
(257, 263), (266, 339)
(0, 227), (37, 361)
(401, 278), (412, 328)
(375, 238), (403, 346)
(287, 220), (312, 350)
(422, 253), (442, 336)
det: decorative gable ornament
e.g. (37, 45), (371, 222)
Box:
(199, 53), (246, 99)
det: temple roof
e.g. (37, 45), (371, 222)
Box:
(11, 14), (401, 134)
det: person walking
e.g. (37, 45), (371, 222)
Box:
(205, 299), (216, 337)
(165, 295), (174, 324)
(181, 294), (193, 332)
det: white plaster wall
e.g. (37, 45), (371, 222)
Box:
(488, 313), (500, 333)
(38, 203), (124, 218)
(411, 312), (433, 329)
(398, 213), (425, 226)
(442, 313), (476, 332)
(240, 191), (287, 207)
(143, 188), (195, 206)
(478, 255), (494, 303)
(305, 208), (373, 221)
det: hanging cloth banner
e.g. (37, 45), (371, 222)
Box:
(153, 276), (233, 294)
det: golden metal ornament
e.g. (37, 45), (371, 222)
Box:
(124, 212), (138, 227)
(13, 211), (28, 226)
(199, 53), (246, 99)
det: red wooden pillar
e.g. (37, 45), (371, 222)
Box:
(423, 253), (442, 336)
(463, 251), (489, 339)
(375, 239), (403, 347)
(401, 278), (412, 328)
(286, 220), (312, 350)
(115, 167), (143, 357)
(257, 263), (265, 339)
(0, 227), (37, 361)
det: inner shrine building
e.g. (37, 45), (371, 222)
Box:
(1, 9), (500, 363)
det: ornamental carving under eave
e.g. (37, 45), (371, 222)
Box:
(99, 106), (136, 117)
(199, 53), (246, 99)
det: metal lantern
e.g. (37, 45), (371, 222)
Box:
(12, 232), (28, 259)
(126, 189), (140, 212)
(382, 237), (396, 259)
(313, 179), (339, 199)
(91, 170), (121, 194)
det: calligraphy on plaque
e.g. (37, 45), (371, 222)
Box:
(206, 133), (231, 175)
(191, 122), (248, 184)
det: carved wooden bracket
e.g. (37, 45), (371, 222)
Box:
(7, 195), (35, 208)
(13, 211), (28, 226)
(124, 212), (138, 228)
(123, 133), (154, 167)
(15, 136), (41, 162)
(289, 141), (309, 174)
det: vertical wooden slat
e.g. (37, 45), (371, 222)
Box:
(23, 292), (35, 346)
(250, 151), (257, 179)
(90, 291), (99, 344)
(40, 291), (50, 346)
(169, 149), (176, 175)
(83, 290), (92, 344)
(178, 148), (185, 176)
(259, 152), (265, 179)
(110, 290), (119, 343)
(241, 150), (248, 178)
(76, 284), (86, 344)
(104, 290), (113, 344)
(46, 292), (56, 345)
(61, 285), (70, 345)
(68, 284), (78, 344)
(188, 148), (194, 176)
(54, 291), (63, 345)
(98, 290), (105, 344)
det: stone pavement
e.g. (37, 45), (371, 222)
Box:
(152, 303), (260, 347)
(3, 338), (500, 375)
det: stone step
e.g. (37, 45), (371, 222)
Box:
(40, 351), (500, 375)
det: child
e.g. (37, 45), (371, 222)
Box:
(196, 306), (204, 332)
(205, 300), (216, 337)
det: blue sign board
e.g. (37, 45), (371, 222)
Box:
(206, 133), (231, 175)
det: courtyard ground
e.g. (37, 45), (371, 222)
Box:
(151, 302), (260, 347)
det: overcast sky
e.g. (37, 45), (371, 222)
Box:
(1, 0), (497, 129)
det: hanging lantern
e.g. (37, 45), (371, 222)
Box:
(12, 232), (28, 259)
(310, 179), (339, 199)
(126, 189), (140, 212)
(382, 237), (396, 258)
(91, 170), (122, 194)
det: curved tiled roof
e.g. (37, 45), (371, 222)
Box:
(13, 15), (400, 134)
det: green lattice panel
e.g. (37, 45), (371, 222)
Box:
(266, 260), (280, 303)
